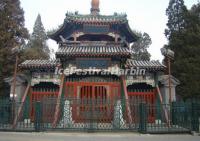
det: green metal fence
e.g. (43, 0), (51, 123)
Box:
(41, 98), (140, 132)
(0, 98), (199, 133)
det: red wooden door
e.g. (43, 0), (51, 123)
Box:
(30, 91), (58, 122)
(65, 82), (120, 123)
(78, 85), (110, 122)
(128, 90), (156, 123)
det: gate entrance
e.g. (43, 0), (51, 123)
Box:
(65, 82), (120, 123)
(79, 85), (110, 122)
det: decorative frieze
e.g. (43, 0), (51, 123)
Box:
(31, 73), (60, 86)
(126, 75), (155, 87)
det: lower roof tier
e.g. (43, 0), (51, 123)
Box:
(19, 59), (165, 71)
(19, 60), (61, 69)
(125, 59), (166, 71)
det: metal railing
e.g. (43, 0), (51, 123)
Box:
(0, 98), (199, 133)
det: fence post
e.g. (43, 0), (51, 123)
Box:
(34, 101), (43, 132)
(0, 99), (10, 124)
(139, 103), (147, 133)
(191, 102), (199, 132)
(199, 117), (200, 133)
(171, 102), (176, 125)
(88, 99), (95, 133)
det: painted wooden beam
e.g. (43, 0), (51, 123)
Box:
(121, 76), (133, 126)
(52, 74), (65, 128)
(12, 83), (31, 129)
(156, 85), (170, 126)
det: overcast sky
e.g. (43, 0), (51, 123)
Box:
(20, 0), (198, 61)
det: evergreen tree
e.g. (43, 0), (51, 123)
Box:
(131, 32), (151, 61)
(165, 0), (187, 40)
(32, 14), (47, 42)
(0, 0), (28, 97)
(25, 14), (50, 59)
(165, 1), (200, 99)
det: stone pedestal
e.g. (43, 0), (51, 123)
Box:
(159, 75), (180, 104)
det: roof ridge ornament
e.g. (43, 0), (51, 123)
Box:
(91, 0), (100, 15)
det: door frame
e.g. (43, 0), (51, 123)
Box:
(65, 82), (121, 122)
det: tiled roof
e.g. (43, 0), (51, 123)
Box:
(19, 59), (165, 71)
(49, 13), (138, 43)
(125, 59), (166, 71)
(65, 13), (128, 24)
(56, 43), (131, 57)
(19, 60), (60, 69)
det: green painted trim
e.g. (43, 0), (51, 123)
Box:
(23, 94), (30, 119)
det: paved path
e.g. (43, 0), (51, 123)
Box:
(0, 132), (199, 141)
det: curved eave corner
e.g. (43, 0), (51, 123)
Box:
(119, 21), (139, 43)
(124, 23), (139, 43)
(48, 22), (66, 42)
(127, 24), (139, 42)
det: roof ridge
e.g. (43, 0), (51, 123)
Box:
(65, 12), (128, 24)
(66, 11), (127, 18)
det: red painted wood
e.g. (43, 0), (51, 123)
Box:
(128, 92), (154, 95)
(32, 92), (59, 95)
(65, 82), (120, 123)
(121, 76), (133, 125)
(30, 91), (59, 121)
(13, 84), (31, 129)
(128, 89), (156, 123)
(66, 82), (120, 86)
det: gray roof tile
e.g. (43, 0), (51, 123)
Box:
(19, 60), (60, 69)
(56, 44), (131, 57)
(125, 59), (166, 71)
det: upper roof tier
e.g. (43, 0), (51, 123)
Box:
(49, 13), (138, 43)
(49, 0), (138, 43)
(64, 12), (128, 24)
(65, 13), (128, 24)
